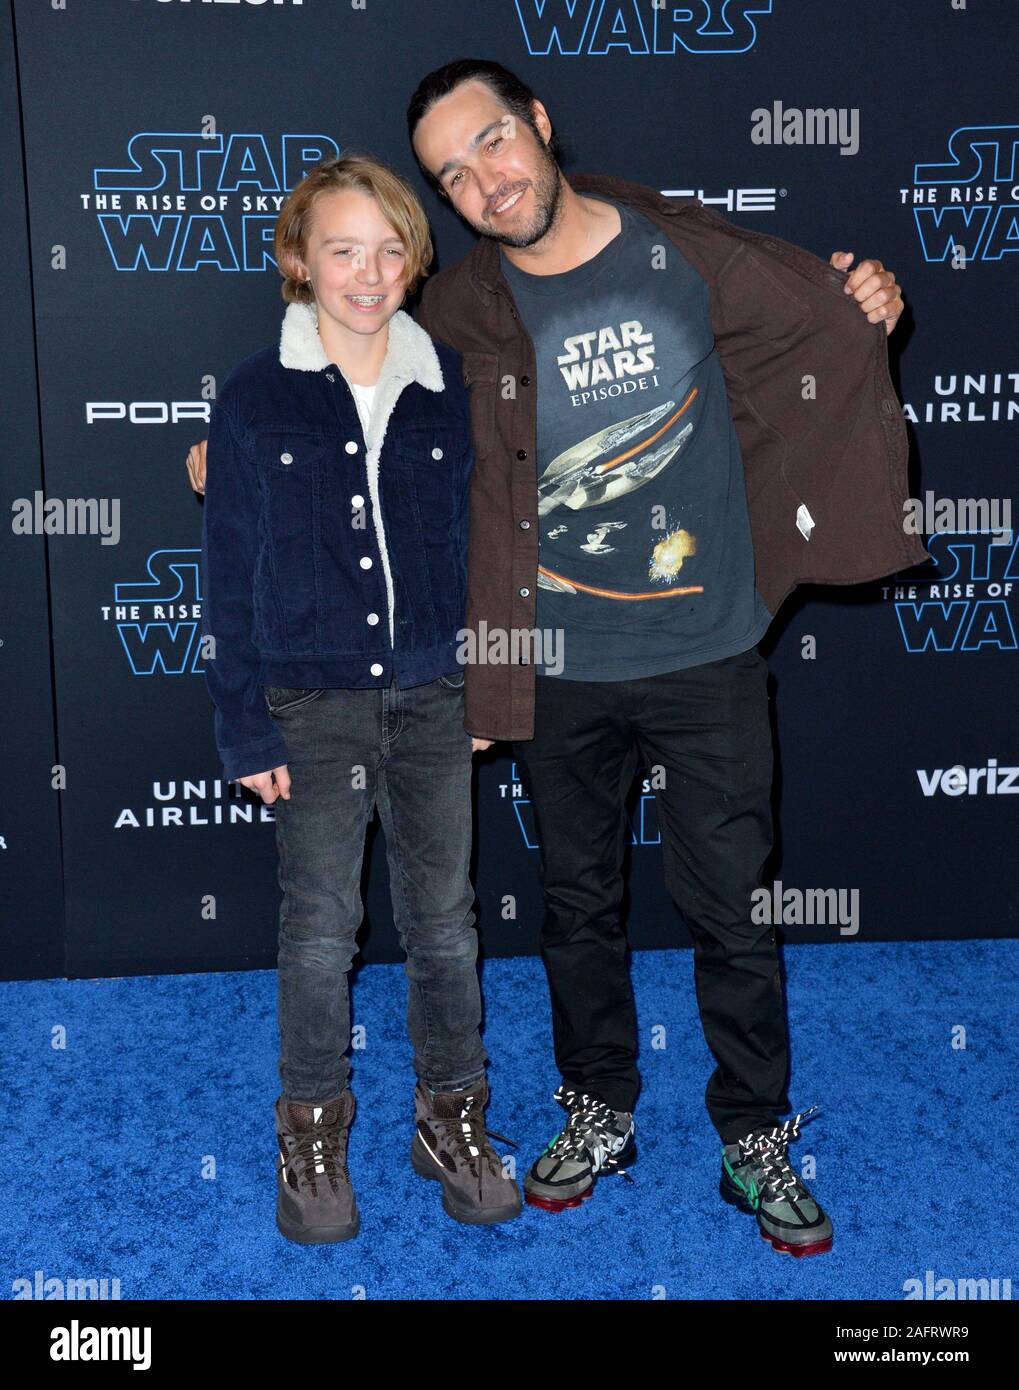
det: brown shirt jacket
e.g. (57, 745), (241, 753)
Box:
(414, 170), (928, 741)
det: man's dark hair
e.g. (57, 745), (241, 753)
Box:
(407, 58), (565, 191)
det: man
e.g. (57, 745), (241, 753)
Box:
(189, 59), (924, 1257)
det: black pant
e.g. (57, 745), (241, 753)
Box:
(269, 674), (486, 1103)
(512, 646), (790, 1144)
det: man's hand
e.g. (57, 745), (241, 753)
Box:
(471, 737), (494, 753)
(830, 252), (903, 335)
(186, 439), (208, 494)
(236, 764), (291, 803)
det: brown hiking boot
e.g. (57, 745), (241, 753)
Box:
(410, 1076), (522, 1225)
(275, 1090), (359, 1244)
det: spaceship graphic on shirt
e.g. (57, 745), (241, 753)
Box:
(536, 389), (697, 516)
(536, 388), (704, 600)
(580, 521), (627, 555)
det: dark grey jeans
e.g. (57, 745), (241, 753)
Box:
(266, 673), (487, 1104)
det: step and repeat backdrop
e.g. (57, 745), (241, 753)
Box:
(2, 0), (1016, 980)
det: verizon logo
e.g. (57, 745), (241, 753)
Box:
(916, 760), (1019, 796)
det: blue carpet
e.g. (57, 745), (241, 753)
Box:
(3, 940), (1017, 1300)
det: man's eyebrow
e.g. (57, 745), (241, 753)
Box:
(435, 120), (507, 182)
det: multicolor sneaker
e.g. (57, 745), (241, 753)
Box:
(524, 1085), (636, 1212)
(410, 1076), (522, 1225)
(719, 1106), (833, 1257)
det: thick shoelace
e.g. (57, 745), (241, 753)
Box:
(736, 1105), (819, 1201)
(282, 1126), (349, 1192)
(430, 1096), (517, 1178)
(546, 1086), (633, 1179)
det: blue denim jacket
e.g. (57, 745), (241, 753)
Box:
(200, 302), (474, 781)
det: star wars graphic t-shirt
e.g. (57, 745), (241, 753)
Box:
(499, 196), (772, 680)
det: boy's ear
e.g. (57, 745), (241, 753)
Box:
(278, 246), (306, 282)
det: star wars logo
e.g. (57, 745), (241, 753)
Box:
(86, 131), (339, 272)
(903, 124), (1019, 263)
(558, 321), (656, 391)
(516, 0), (773, 55)
(102, 549), (205, 674)
(885, 531), (1017, 653)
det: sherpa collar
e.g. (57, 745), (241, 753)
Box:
(278, 299), (444, 394)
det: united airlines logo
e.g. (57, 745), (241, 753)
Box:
(515, 0), (773, 55)
(88, 131), (338, 272)
(102, 549), (205, 674)
(904, 125), (1019, 263)
(883, 532), (1017, 653)
(501, 762), (662, 846)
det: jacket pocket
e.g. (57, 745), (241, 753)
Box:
(461, 350), (499, 456)
(253, 430), (327, 651)
(390, 421), (470, 632)
(393, 422), (463, 530)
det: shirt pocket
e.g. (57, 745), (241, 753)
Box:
(461, 350), (500, 457)
(717, 246), (813, 347)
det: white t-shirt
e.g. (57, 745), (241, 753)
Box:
(349, 381), (376, 434)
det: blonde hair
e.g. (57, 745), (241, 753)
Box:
(274, 151), (433, 305)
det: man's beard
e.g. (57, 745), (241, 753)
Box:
(471, 142), (564, 249)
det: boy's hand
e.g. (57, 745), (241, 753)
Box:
(236, 765), (291, 803)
